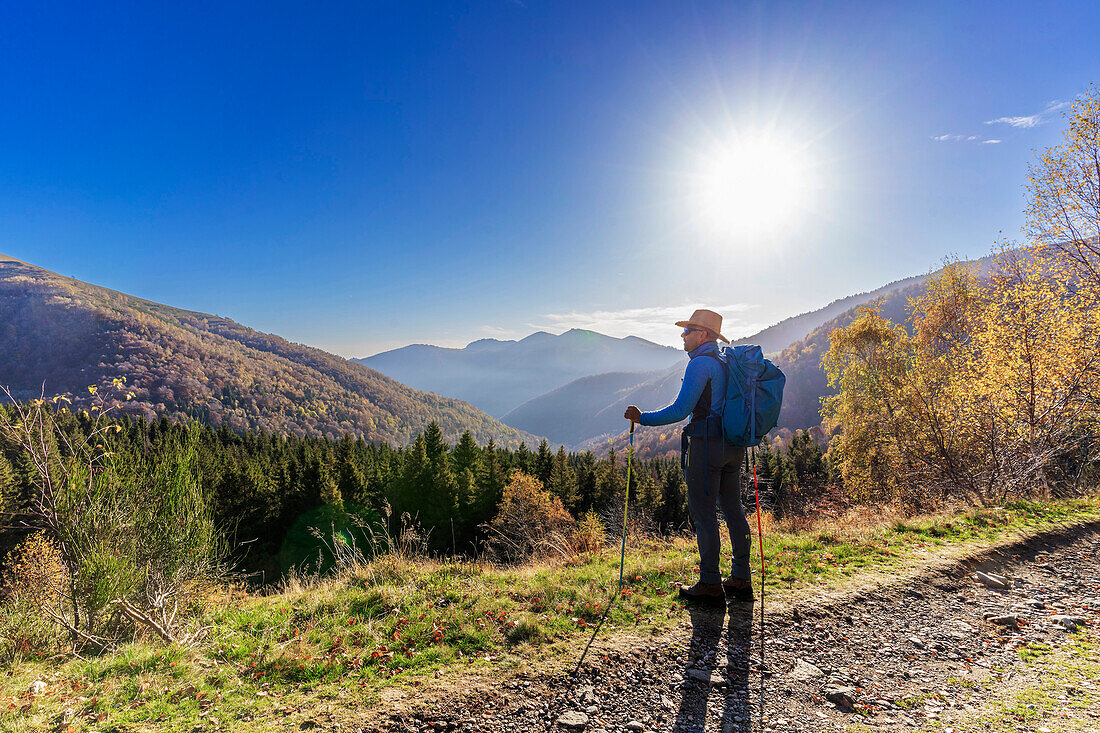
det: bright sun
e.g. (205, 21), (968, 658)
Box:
(691, 132), (814, 240)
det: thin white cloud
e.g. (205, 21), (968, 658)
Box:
(985, 100), (1071, 128)
(932, 133), (1004, 145)
(532, 303), (765, 346)
(987, 115), (1041, 128)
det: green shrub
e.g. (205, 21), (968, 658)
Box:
(573, 511), (606, 553)
(0, 386), (229, 650)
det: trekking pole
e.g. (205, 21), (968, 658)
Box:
(572, 420), (634, 677)
(753, 446), (765, 670)
(619, 421), (635, 590)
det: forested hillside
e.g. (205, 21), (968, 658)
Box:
(0, 255), (540, 447)
(772, 250), (1018, 429)
(0, 408), (694, 573)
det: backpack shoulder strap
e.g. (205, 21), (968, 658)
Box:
(694, 350), (726, 421)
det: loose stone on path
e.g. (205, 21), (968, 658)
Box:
(556, 710), (589, 729)
(790, 659), (824, 681)
(975, 571), (1011, 590)
(824, 686), (859, 711)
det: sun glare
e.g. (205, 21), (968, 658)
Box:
(691, 132), (815, 240)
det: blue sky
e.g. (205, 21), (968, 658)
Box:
(3, 1), (1098, 355)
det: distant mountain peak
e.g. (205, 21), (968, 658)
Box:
(356, 326), (685, 417)
(465, 337), (512, 351)
(518, 330), (555, 343)
(623, 334), (673, 348)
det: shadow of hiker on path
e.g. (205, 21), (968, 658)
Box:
(671, 603), (725, 732)
(670, 601), (759, 733)
(718, 603), (754, 733)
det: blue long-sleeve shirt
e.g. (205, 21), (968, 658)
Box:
(639, 341), (727, 427)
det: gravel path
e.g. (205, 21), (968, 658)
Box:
(367, 520), (1100, 733)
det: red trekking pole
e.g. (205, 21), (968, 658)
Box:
(753, 446), (765, 669)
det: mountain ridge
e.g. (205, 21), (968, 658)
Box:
(571, 252), (1014, 458)
(538, 255), (1007, 451)
(0, 253), (543, 447)
(355, 328), (684, 417)
(730, 271), (928, 355)
(352, 264), (969, 447)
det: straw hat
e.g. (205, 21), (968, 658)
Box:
(676, 309), (729, 343)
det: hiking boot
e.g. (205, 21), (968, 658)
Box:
(723, 576), (754, 602)
(678, 581), (725, 605)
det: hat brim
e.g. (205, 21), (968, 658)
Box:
(675, 320), (729, 343)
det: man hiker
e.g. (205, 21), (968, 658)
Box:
(624, 309), (753, 603)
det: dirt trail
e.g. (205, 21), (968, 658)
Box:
(365, 520), (1100, 732)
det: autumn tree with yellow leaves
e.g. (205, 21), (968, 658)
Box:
(487, 471), (575, 563)
(1025, 87), (1100, 294)
(824, 89), (1100, 507)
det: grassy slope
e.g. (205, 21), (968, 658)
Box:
(3, 498), (1099, 732)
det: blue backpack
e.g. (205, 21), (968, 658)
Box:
(710, 345), (785, 447)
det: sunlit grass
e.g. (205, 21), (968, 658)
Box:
(3, 496), (1097, 732)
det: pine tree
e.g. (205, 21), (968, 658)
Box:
(595, 448), (622, 510)
(422, 422), (458, 550)
(534, 440), (554, 486)
(364, 455), (389, 513)
(337, 452), (368, 507)
(656, 465), (688, 532)
(454, 467), (477, 549)
(391, 433), (428, 531)
(475, 439), (504, 515)
(788, 431), (826, 488)
(636, 467), (661, 521)
(317, 456), (342, 507)
(574, 451), (598, 514)
(452, 430), (481, 477)
(514, 442), (531, 474)
(547, 446), (578, 511)
(766, 448), (795, 508)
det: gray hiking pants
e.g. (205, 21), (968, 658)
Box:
(686, 437), (750, 584)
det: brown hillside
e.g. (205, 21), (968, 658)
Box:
(0, 254), (540, 446)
